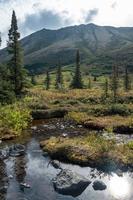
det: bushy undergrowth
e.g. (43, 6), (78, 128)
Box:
(86, 104), (133, 116)
(0, 98), (31, 135)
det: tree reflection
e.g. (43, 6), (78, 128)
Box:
(14, 155), (27, 190)
(0, 160), (8, 200)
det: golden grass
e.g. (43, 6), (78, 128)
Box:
(40, 134), (133, 169)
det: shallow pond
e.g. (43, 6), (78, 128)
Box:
(0, 119), (133, 200)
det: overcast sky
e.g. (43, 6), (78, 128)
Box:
(0, 0), (133, 47)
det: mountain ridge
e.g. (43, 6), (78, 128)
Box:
(0, 23), (133, 73)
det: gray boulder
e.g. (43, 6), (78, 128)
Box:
(93, 180), (107, 191)
(9, 144), (25, 157)
(53, 169), (91, 197)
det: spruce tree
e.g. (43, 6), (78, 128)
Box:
(45, 71), (50, 90)
(104, 77), (109, 98)
(55, 62), (63, 89)
(124, 66), (131, 91)
(0, 33), (15, 103)
(0, 64), (15, 104)
(70, 50), (83, 89)
(112, 65), (119, 102)
(88, 77), (91, 89)
(7, 10), (26, 96)
(0, 32), (1, 46)
(31, 74), (36, 85)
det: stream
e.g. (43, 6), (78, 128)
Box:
(0, 118), (133, 200)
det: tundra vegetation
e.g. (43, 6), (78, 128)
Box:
(0, 11), (133, 170)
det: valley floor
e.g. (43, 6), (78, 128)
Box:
(0, 87), (133, 171)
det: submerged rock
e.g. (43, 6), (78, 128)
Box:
(9, 144), (25, 157)
(92, 180), (107, 191)
(53, 169), (91, 197)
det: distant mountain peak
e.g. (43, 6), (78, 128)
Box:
(0, 23), (133, 73)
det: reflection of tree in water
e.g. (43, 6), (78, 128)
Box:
(14, 155), (27, 186)
(90, 168), (112, 179)
(0, 160), (8, 200)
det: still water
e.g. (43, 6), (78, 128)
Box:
(0, 119), (133, 200)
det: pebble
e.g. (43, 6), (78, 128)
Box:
(62, 133), (68, 138)
(31, 126), (37, 130)
(20, 183), (31, 188)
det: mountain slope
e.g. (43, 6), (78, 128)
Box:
(1, 23), (133, 73)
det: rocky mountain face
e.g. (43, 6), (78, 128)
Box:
(1, 23), (133, 73)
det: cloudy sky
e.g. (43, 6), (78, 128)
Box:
(0, 0), (133, 47)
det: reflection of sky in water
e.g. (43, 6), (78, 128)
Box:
(109, 174), (130, 199)
(2, 138), (133, 200)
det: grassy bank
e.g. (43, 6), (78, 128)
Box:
(28, 87), (133, 134)
(40, 134), (133, 171)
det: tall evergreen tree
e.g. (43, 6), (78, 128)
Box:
(104, 77), (109, 98)
(88, 77), (91, 89)
(45, 71), (50, 90)
(111, 65), (119, 102)
(70, 50), (83, 89)
(0, 64), (15, 104)
(7, 10), (26, 96)
(0, 32), (15, 103)
(0, 32), (1, 46)
(124, 66), (131, 91)
(55, 62), (63, 89)
(31, 74), (36, 85)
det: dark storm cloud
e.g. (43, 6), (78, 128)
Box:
(21, 9), (65, 34)
(85, 8), (99, 23)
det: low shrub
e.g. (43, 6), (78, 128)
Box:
(0, 100), (31, 135)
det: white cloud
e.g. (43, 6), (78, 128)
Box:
(0, 0), (133, 47)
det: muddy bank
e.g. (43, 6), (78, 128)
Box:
(32, 108), (68, 120)
(40, 138), (133, 172)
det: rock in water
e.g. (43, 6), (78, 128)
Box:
(9, 144), (25, 157)
(20, 183), (31, 188)
(53, 169), (91, 197)
(93, 180), (107, 191)
(51, 160), (61, 169)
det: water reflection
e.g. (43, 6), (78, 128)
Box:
(0, 160), (8, 200)
(109, 174), (130, 199)
(1, 129), (133, 200)
(14, 155), (27, 190)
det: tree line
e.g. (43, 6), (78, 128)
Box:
(43, 49), (132, 102)
(0, 11), (132, 104)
